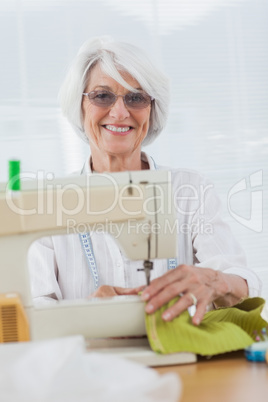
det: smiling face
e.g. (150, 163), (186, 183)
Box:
(82, 63), (151, 169)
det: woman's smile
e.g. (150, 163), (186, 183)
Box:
(102, 124), (134, 135)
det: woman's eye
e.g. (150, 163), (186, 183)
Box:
(129, 93), (144, 103)
(95, 92), (110, 99)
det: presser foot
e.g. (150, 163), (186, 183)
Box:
(138, 260), (153, 286)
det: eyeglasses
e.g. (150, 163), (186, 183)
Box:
(82, 90), (153, 109)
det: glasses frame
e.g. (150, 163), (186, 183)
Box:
(82, 90), (154, 109)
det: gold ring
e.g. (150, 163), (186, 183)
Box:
(189, 292), (197, 306)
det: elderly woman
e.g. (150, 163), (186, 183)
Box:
(29, 37), (261, 325)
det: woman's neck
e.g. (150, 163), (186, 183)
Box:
(90, 150), (149, 173)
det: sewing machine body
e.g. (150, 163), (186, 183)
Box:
(0, 170), (196, 365)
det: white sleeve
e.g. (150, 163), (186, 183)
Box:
(190, 177), (262, 298)
(28, 236), (63, 304)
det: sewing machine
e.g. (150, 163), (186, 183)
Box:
(0, 170), (196, 366)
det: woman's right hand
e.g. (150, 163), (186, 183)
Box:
(88, 285), (145, 298)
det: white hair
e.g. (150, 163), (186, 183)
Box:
(58, 36), (170, 146)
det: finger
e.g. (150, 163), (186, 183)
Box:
(190, 288), (214, 325)
(192, 301), (208, 326)
(141, 265), (186, 301)
(161, 293), (209, 324)
(158, 294), (195, 321)
(133, 285), (146, 293)
(145, 281), (187, 314)
(88, 286), (117, 298)
(114, 286), (142, 295)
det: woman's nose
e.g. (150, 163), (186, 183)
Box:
(109, 96), (130, 120)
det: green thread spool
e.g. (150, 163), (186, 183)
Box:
(8, 160), (21, 191)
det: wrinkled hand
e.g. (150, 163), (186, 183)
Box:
(140, 264), (231, 325)
(89, 285), (145, 298)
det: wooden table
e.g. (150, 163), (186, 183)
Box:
(155, 351), (268, 402)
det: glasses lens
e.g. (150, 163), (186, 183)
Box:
(125, 92), (151, 109)
(88, 91), (115, 107)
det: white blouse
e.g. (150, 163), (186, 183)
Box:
(28, 152), (262, 304)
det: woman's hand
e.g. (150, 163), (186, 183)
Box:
(140, 264), (248, 325)
(88, 285), (144, 298)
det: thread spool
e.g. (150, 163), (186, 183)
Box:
(8, 160), (21, 191)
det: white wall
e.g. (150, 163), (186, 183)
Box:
(0, 0), (267, 298)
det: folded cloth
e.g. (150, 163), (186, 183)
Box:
(0, 335), (181, 402)
(145, 297), (268, 356)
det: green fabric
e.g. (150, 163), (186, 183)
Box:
(145, 297), (268, 356)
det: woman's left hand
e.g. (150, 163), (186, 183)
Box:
(88, 285), (144, 298)
(140, 264), (247, 325)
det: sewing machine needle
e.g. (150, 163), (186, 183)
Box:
(143, 260), (153, 286)
(146, 269), (150, 286)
